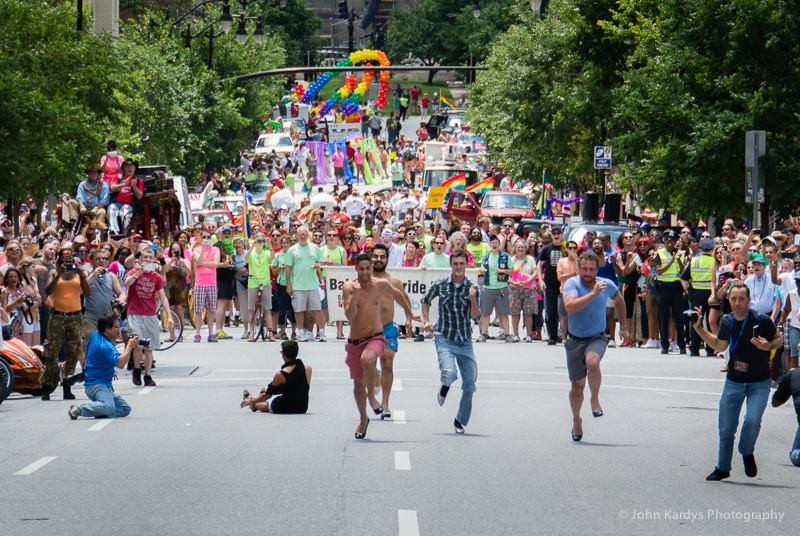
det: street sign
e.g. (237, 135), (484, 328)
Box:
(593, 146), (612, 169)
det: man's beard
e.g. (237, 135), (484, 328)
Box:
(593, 248), (603, 256)
(373, 261), (387, 273)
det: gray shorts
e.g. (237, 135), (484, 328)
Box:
(247, 286), (272, 312)
(292, 289), (321, 312)
(480, 287), (510, 316)
(789, 326), (800, 358)
(557, 294), (566, 319)
(127, 314), (161, 351)
(564, 333), (608, 383)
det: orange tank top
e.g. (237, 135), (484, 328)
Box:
(52, 276), (82, 313)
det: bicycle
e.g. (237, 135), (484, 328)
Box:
(250, 284), (274, 342)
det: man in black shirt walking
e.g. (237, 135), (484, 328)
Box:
(538, 227), (564, 345)
(771, 367), (800, 467)
(693, 283), (783, 481)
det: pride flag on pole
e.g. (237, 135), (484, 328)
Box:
(439, 90), (459, 110)
(441, 173), (466, 192)
(466, 177), (493, 194)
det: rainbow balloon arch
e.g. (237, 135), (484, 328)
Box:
(295, 49), (391, 118)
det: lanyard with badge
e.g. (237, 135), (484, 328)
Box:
(728, 312), (750, 373)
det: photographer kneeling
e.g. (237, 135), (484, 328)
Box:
(68, 315), (137, 420)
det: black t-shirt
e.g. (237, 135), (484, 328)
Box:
(717, 310), (776, 383)
(771, 368), (800, 417)
(538, 244), (563, 289)
(616, 250), (639, 289)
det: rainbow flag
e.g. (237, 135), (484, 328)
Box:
(441, 173), (466, 192)
(466, 177), (493, 194)
(439, 90), (458, 110)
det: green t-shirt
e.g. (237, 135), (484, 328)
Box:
(321, 245), (346, 277)
(485, 251), (508, 290)
(272, 251), (288, 286)
(285, 242), (323, 290)
(421, 252), (450, 269)
(422, 234), (433, 253)
(466, 242), (490, 266)
(246, 248), (272, 289)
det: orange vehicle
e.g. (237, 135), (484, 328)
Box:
(442, 190), (535, 227)
(1, 338), (45, 397)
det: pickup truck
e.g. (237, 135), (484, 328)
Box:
(442, 190), (535, 226)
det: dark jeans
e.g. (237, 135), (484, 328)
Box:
(657, 283), (684, 350)
(275, 284), (295, 328)
(39, 305), (51, 342)
(544, 288), (561, 342)
(689, 289), (711, 354)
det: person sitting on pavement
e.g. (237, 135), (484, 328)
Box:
(68, 315), (138, 420)
(240, 341), (311, 413)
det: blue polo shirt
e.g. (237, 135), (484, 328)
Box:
(563, 276), (618, 337)
(83, 332), (120, 387)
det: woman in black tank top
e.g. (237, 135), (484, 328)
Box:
(240, 341), (311, 414)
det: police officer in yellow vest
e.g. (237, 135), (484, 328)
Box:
(681, 238), (715, 356)
(653, 230), (687, 354)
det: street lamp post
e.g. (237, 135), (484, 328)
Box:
(469, 3), (480, 84)
(174, 0), (271, 69)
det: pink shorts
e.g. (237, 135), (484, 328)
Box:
(345, 334), (387, 381)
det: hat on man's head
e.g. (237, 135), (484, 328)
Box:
(663, 230), (678, 241)
(121, 158), (138, 169)
(751, 254), (768, 265)
(699, 238), (714, 251)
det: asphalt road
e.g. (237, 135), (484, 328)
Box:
(2, 328), (798, 536)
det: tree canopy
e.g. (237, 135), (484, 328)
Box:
(0, 0), (293, 199)
(468, 0), (800, 220)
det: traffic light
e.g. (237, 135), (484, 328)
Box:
(337, 1), (348, 19)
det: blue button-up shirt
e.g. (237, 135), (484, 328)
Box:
(422, 275), (480, 344)
(76, 179), (110, 208)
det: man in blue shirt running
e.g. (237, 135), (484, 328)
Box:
(68, 315), (139, 420)
(563, 252), (627, 442)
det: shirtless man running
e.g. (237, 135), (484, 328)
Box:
(343, 254), (414, 439)
(369, 244), (415, 420)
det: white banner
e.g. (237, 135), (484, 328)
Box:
(325, 266), (481, 323)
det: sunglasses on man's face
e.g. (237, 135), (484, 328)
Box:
(202, 235), (211, 239)
(434, 241), (444, 246)
(567, 246), (577, 251)
(327, 234), (338, 238)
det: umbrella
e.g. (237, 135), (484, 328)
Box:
(311, 192), (337, 211)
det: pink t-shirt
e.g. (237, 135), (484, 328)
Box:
(194, 246), (218, 287)
(332, 151), (345, 169)
(100, 154), (124, 183)
(354, 150), (363, 165)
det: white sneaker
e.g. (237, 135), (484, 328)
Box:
(607, 339), (616, 348)
(669, 341), (679, 353)
(644, 339), (659, 349)
(318, 332), (326, 342)
(524, 336), (533, 343)
(497, 328), (506, 338)
(300, 330), (313, 342)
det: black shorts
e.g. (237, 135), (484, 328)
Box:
(216, 268), (235, 300)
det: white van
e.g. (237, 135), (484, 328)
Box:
(254, 133), (296, 159)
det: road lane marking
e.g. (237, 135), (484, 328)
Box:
(14, 456), (57, 475)
(398, 510), (420, 536)
(393, 410), (407, 424)
(138, 387), (155, 395)
(394, 451), (411, 470)
(394, 379), (403, 391)
(88, 420), (113, 431)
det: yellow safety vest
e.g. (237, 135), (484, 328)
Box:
(656, 248), (682, 283)
(690, 254), (714, 290)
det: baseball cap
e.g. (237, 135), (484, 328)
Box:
(220, 225), (233, 232)
(751, 254), (767, 265)
(663, 230), (678, 241)
(699, 238), (714, 251)
(131, 233), (142, 241)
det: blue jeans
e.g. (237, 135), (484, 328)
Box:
(78, 384), (132, 419)
(716, 378), (770, 472)
(435, 336), (477, 426)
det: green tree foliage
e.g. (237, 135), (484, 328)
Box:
(0, 0), (286, 199)
(386, 0), (525, 83)
(469, 0), (800, 219)
(469, 0), (626, 192)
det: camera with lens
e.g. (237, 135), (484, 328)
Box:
(129, 332), (151, 348)
(23, 295), (35, 308)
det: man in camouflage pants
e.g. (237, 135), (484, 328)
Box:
(42, 250), (89, 401)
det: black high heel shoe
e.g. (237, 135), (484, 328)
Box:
(355, 419), (370, 440)
(571, 429), (582, 442)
